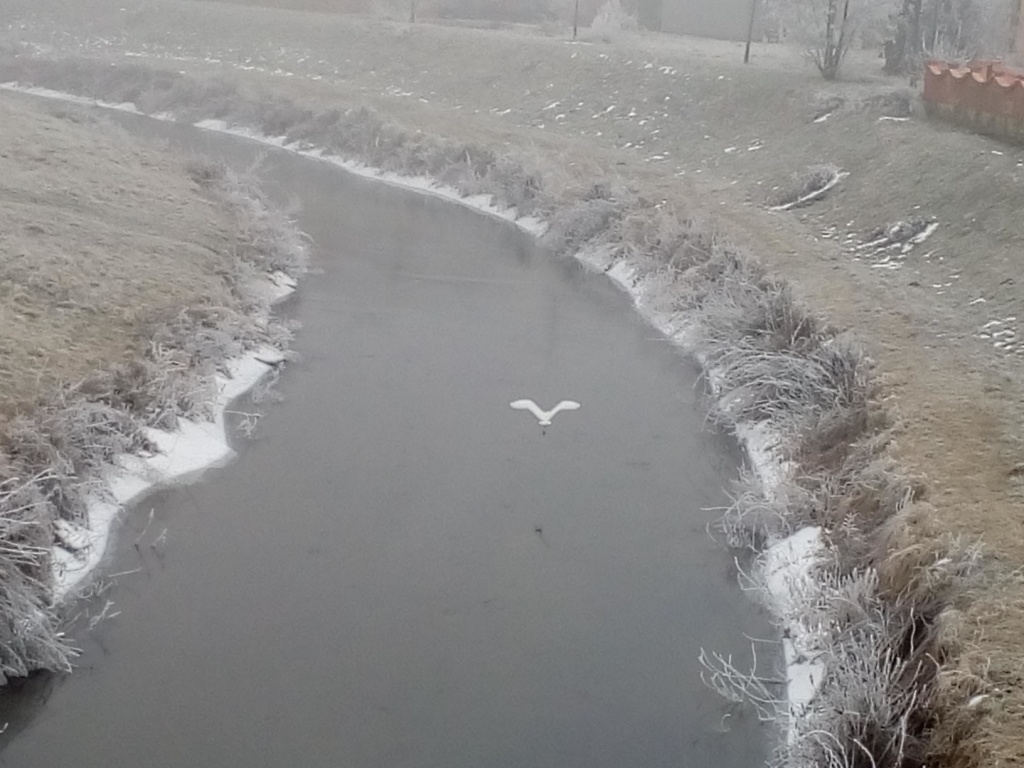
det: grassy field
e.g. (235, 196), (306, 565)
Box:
(4, 0), (1024, 764)
(0, 99), (237, 424)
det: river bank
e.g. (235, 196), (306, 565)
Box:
(0, 94), (307, 682)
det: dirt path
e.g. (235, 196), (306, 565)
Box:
(4, 0), (1024, 763)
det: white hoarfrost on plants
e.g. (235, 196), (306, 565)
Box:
(191, 119), (549, 237)
(0, 82), (142, 114)
(0, 86), (549, 236)
(52, 275), (296, 601)
(582, 247), (828, 737)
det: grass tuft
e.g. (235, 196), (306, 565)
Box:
(767, 164), (842, 210)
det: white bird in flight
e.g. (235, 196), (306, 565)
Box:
(509, 399), (581, 426)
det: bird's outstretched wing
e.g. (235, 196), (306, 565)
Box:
(510, 399), (581, 426)
(510, 399), (545, 421)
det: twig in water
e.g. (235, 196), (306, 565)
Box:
(87, 600), (121, 631)
(134, 508), (155, 549)
(150, 528), (168, 557)
(105, 567), (143, 580)
(226, 409), (262, 438)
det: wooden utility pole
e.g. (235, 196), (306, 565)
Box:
(1010, 0), (1021, 55)
(410, 0), (416, 23)
(744, 0), (758, 63)
(573, 0), (580, 40)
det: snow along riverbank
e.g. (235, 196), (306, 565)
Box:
(52, 273), (298, 601)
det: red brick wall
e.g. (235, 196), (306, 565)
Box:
(925, 61), (1024, 118)
(923, 59), (1024, 141)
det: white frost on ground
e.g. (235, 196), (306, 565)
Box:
(245, 269), (298, 306)
(52, 345), (287, 600)
(0, 82), (142, 114)
(736, 422), (793, 491)
(322, 156), (549, 237)
(768, 170), (848, 212)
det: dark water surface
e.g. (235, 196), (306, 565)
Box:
(0, 110), (771, 767)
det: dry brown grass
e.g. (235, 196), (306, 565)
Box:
(0, 98), (236, 424)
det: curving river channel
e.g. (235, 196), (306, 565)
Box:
(0, 110), (773, 768)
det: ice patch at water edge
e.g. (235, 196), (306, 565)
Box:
(762, 526), (827, 734)
(52, 345), (288, 601)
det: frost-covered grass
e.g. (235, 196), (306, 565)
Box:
(0, 156), (306, 681)
(657, 243), (983, 767)
(579, 208), (982, 766)
(710, 488), (984, 768)
(572, 184), (982, 768)
(0, 473), (78, 681)
(766, 164), (844, 210)
(0, 57), (567, 220)
(0, 56), (991, 766)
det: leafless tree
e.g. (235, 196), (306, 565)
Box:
(766, 0), (866, 79)
(884, 0), (924, 72)
(768, 0), (1011, 78)
(818, 0), (854, 78)
(884, 0), (1015, 72)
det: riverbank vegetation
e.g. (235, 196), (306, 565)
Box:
(0, 98), (305, 683)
